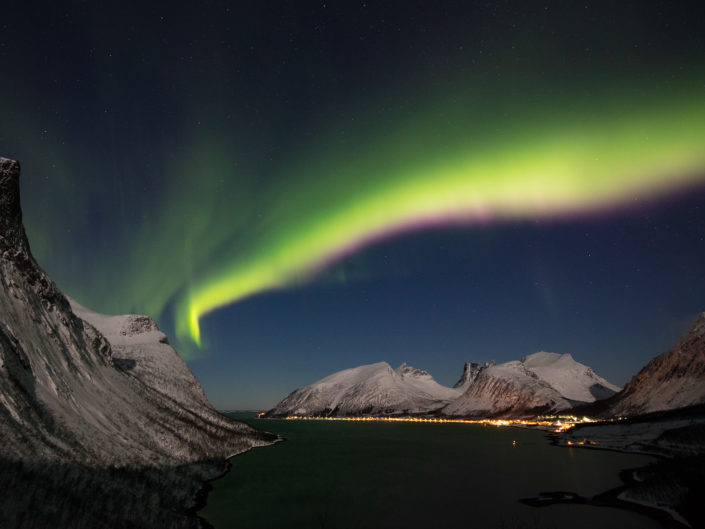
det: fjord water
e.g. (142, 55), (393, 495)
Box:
(202, 414), (660, 529)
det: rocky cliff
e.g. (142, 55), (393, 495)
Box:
(0, 157), (276, 528)
(452, 361), (493, 390)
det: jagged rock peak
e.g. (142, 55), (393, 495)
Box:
(0, 157), (70, 312)
(453, 362), (473, 388)
(395, 362), (430, 378)
(0, 157), (27, 251)
(452, 361), (493, 388)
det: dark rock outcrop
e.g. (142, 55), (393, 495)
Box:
(452, 361), (493, 389)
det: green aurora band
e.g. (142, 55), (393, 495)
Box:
(179, 88), (705, 347)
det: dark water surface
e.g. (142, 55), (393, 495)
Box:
(201, 414), (660, 529)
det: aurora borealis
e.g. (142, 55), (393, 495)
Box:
(180, 90), (705, 345)
(2, 1), (705, 408)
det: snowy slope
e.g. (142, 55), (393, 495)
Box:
(521, 352), (621, 402)
(265, 361), (464, 417)
(69, 299), (215, 409)
(599, 313), (705, 417)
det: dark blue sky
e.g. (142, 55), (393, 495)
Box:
(1, 1), (704, 409)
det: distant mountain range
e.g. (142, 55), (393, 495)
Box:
(268, 314), (705, 419)
(265, 352), (621, 418)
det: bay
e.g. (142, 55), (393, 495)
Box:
(201, 414), (661, 528)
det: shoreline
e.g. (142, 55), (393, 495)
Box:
(545, 429), (699, 528)
(189, 463), (223, 529)
(196, 414), (699, 529)
(193, 436), (286, 529)
(520, 463), (690, 529)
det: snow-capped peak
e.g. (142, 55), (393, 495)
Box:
(521, 351), (573, 366)
(396, 362), (432, 379)
(266, 361), (463, 417)
(520, 351), (621, 403)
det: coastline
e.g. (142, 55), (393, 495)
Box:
(520, 461), (690, 529)
(193, 429), (285, 529)
(196, 413), (702, 529)
(189, 460), (229, 529)
(542, 418), (705, 529)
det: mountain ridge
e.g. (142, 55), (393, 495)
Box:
(0, 157), (276, 528)
(266, 352), (621, 418)
(265, 361), (464, 417)
(582, 313), (705, 418)
(265, 315), (705, 421)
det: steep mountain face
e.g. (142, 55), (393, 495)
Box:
(452, 361), (493, 390)
(0, 157), (275, 527)
(69, 299), (218, 414)
(264, 361), (464, 417)
(599, 313), (705, 417)
(520, 352), (620, 402)
(442, 352), (620, 418)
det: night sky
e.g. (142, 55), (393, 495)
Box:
(2, 1), (705, 409)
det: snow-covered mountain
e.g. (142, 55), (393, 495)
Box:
(266, 352), (620, 418)
(441, 352), (619, 417)
(596, 313), (705, 417)
(0, 157), (271, 465)
(271, 315), (705, 420)
(521, 352), (620, 402)
(0, 157), (275, 527)
(265, 361), (465, 417)
(441, 360), (571, 417)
